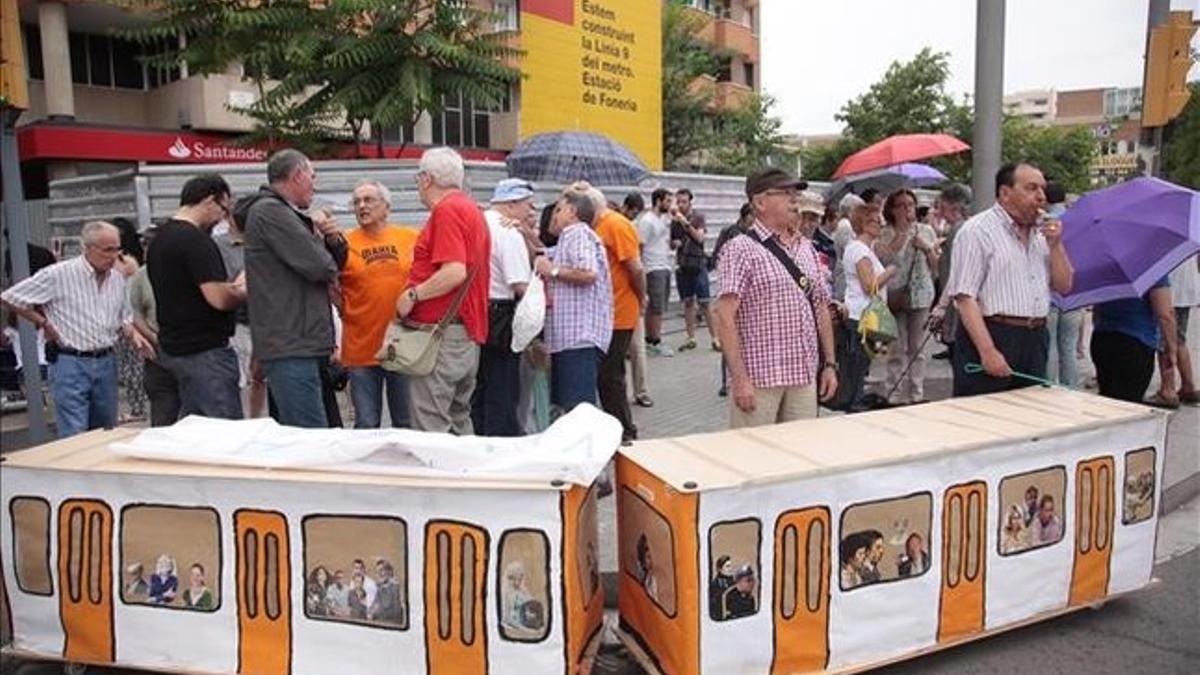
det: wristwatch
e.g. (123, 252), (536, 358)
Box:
(407, 287), (419, 303)
(823, 362), (838, 371)
(551, 267), (561, 279)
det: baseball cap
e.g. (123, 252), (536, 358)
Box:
(492, 178), (536, 204)
(797, 190), (825, 216)
(745, 168), (807, 199)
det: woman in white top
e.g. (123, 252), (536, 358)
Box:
(841, 196), (897, 411)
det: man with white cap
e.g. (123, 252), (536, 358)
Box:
(471, 178), (535, 436)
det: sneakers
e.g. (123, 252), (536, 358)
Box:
(648, 342), (675, 357)
(679, 337), (697, 351)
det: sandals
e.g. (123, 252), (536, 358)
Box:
(1178, 390), (1200, 406)
(1144, 393), (1180, 410)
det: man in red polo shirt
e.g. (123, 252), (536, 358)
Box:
(395, 147), (491, 434)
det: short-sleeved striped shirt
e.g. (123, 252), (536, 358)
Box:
(1, 255), (132, 351)
(945, 204), (1051, 318)
(717, 221), (830, 389)
(545, 223), (613, 354)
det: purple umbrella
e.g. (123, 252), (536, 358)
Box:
(1053, 177), (1200, 310)
(825, 163), (948, 203)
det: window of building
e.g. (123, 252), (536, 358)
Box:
(120, 505), (221, 611)
(56, 31), (179, 90)
(9, 497), (53, 595)
(620, 487), (677, 616)
(21, 24), (44, 80)
(430, 93), (495, 148)
(839, 493), (932, 591)
(301, 515), (408, 630)
(1124, 448), (1156, 524)
(998, 467), (1067, 556)
(498, 529), (551, 642)
(742, 62), (755, 89)
(708, 519), (760, 621)
(493, 0), (519, 31)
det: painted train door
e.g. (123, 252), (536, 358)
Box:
(938, 481), (986, 643)
(425, 521), (489, 675)
(1070, 457), (1115, 606)
(235, 510), (291, 675)
(58, 499), (114, 663)
(771, 507), (830, 675)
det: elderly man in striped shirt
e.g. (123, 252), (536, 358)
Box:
(2, 221), (153, 437)
(946, 162), (1074, 397)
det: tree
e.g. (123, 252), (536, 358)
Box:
(660, 1), (785, 173)
(125, 0), (522, 156)
(836, 48), (969, 147)
(1163, 82), (1200, 188)
(1001, 117), (1096, 193)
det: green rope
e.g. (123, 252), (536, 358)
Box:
(964, 362), (1057, 388)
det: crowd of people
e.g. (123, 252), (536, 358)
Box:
(304, 557), (404, 625)
(2, 149), (1198, 446)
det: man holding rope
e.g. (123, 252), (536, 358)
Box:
(944, 163), (1074, 397)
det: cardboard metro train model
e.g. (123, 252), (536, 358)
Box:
(1, 388), (1168, 674)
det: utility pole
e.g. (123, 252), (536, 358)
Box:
(971, 0), (1005, 213)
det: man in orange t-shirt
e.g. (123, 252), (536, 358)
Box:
(586, 186), (645, 444)
(340, 180), (419, 428)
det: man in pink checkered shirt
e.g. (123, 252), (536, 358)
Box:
(713, 168), (839, 428)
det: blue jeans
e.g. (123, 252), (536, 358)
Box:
(1047, 307), (1083, 388)
(157, 345), (243, 420)
(348, 366), (410, 428)
(49, 353), (118, 438)
(262, 356), (327, 428)
(551, 347), (601, 413)
(470, 345), (522, 436)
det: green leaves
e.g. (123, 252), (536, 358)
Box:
(1163, 82), (1200, 189)
(122, 0), (522, 157)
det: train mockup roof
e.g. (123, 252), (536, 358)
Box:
(619, 388), (1163, 493)
(1, 427), (570, 492)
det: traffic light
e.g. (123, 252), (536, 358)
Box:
(1, 0), (31, 111)
(1142, 10), (1197, 128)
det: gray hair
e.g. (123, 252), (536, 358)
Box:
(267, 149), (311, 184)
(560, 191), (596, 226)
(419, 147), (465, 189)
(354, 179), (392, 207)
(81, 221), (119, 245)
(564, 180), (607, 215)
(940, 183), (972, 207)
(839, 193), (865, 216)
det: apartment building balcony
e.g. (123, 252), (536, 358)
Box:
(689, 75), (753, 111)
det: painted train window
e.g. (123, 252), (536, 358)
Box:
(302, 515), (408, 630)
(998, 467), (1067, 555)
(576, 486), (600, 607)
(120, 505), (220, 611)
(620, 487), (677, 616)
(1124, 448), (1156, 524)
(707, 519), (760, 621)
(498, 530), (551, 642)
(839, 493), (932, 591)
(10, 497), (53, 595)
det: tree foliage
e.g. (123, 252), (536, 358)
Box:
(1163, 82), (1200, 189)
(661, 1), (784, 174)
(799, 47), (1096, 192)
(124, 0), (522, 156)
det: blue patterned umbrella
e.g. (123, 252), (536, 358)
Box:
(506, 131), (649, 185)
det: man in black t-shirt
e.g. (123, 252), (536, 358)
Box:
(670, 188), (717, 351)
(147, 173), (247, 420)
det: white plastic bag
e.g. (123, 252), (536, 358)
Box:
(511, 273), (545, 352)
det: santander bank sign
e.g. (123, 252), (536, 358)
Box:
(166, 135), (268, 162)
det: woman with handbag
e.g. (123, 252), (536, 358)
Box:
(876, 189), (940, 405)
(841, 197), (897, 412)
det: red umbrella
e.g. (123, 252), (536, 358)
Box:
(833, 133), (970, 179)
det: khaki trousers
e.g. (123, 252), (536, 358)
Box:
(409, 324), (480, 434)
(729, 384), (817, 429)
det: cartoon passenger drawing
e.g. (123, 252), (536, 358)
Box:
(182, 563), (213, 609)
(502, 560), (536, 629)
(125, 562), (149, 598)
(149, 554), (178, 604)
(1001, 504), (1031, 554)
(636, 534), (661, 603)
(897, 533), (929, 577)
(709, 555), (735, 619)
(719, 565), (757, 620)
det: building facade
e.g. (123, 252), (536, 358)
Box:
(11, 0), (678, 195)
